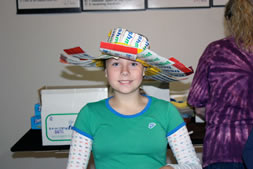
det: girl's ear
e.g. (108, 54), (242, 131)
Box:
(143, 67), (146, 76)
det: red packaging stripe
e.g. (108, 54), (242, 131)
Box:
(64, 47), (85, 55)
(169, 57), (193, 74)
(100, 41), (139, 54)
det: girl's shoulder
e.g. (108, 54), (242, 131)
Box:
(148, 96), (183, 128)
(79, 98), (108, 113)
(148, 96), (174, 109)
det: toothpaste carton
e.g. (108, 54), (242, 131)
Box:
(31, 115), (41, 129)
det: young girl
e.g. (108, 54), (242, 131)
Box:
(63, 28), (201, 169)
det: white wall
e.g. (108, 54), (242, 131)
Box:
(0, 0), (225, 168)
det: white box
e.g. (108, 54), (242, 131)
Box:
(41, 86), (108, 146)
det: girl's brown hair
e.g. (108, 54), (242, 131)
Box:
(225, 0), (253, 52)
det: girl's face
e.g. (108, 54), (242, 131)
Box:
(105, 57), (145, 95)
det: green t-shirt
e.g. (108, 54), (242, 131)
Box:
(73, 96), (184, 169)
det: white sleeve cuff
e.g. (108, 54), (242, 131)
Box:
(167, 125), (202, 169)
(66, 130), (93, 169)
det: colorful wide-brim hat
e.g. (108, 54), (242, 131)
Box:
(60, 28), (193, 82)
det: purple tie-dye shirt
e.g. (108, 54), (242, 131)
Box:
(188, 37), (253, 167)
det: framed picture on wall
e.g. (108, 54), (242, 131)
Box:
(16, 0), (82, 14)
(82, 0), (146, 11)
(147, 0), (210, 9)
(212, 0), (228, 7)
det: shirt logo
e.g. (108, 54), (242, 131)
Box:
(148, 122), (156, 129)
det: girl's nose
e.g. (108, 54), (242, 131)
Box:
(121, 65), (129, 76)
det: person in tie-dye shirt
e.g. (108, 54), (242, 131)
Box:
(187, 0), (253, 169)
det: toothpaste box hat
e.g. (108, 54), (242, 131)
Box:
(60, 28), (193, 82)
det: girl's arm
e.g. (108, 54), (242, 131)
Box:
(164, 125), (202, 169)
(66, 130), (92, 169)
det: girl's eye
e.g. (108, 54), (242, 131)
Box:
(131, 62), (138, 66)
(112, 62), (119, 66)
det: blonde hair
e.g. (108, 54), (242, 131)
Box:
(225, 0), (253, 52)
